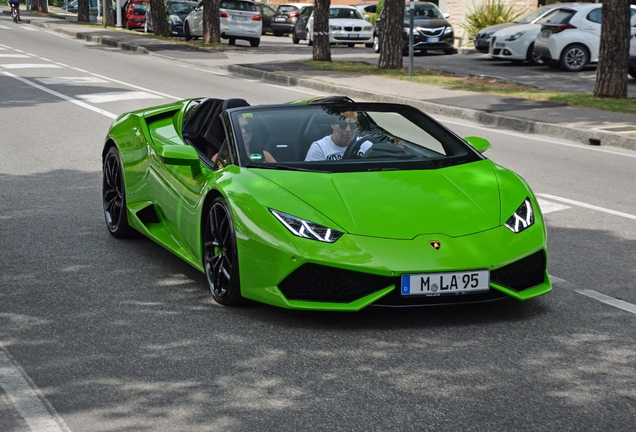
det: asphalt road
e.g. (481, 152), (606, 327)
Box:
(1, 18), (636, 432)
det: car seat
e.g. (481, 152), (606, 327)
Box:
(202, 98), (250, 159)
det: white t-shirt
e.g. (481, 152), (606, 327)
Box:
(305, 135), (372, 161)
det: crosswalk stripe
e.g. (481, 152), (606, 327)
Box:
(36, 77), (108, 85)
(0, 63), (63, 69)
(76, 91), (163, 103)
(0, 25), (11, 30)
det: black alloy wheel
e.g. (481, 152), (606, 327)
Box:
(103, 147), (136, 238)
(203, 197), (244, 306)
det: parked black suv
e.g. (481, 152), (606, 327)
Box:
(373, 2), (454, 55)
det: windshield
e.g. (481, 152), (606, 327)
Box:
(227, 103), (482, 173)
(169, 2), (195, 14)
(133, 1), (149, 14)
(277, 5), (299, 13)
(220, 0), (256, 12)
(330, 8), (364, 20)
(404, 4), (444, 19)
(516, 5), (555, 24)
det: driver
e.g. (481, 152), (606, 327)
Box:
(305, 111), (372, 161)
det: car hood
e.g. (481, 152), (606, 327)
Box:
(493, 23), (540, 37)
(331, 18), (370, 26)
(254, 160), (503, 239)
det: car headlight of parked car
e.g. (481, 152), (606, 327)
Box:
(504, 31), (525, 42)
(329, 25), (343, 31)
(363, 26), (373, 31)
(170, 15), (182, 24)
(270, 209), (344, 243)
(504, 198), (534, 233)
(443, 26), (453, 35)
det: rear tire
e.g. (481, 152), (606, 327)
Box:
(249, 38), (260, 47)
(560, 44), (589, 72)
(292, 33), (299, 44)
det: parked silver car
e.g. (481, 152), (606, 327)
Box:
(184, 0), (262, 47)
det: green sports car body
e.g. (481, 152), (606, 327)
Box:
(102, 96), (551, 311)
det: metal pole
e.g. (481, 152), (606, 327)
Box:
(408, 1), (414, 77)
(97, 0), (101, 18)
(116, 0), (122, 27)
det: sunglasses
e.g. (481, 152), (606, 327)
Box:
(336, 121), (358, 130)
(241, 125), (253, 133)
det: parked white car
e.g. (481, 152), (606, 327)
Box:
(306, 5), (374, 47)
(488, 8), (560, 66)
(534, 3), (636, 72)
(184, 0), (262, 47)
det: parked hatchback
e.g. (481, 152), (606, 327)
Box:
(534, 3), (636, 71)
(123, 0), (150, 30)
(374, 2), (454, 55)
(473, 3), (563, 54)
(271, 3), (312, 36)
(292, 4), (314, 44)
(184, 0), (262, 47)
(144, 0), (197, 35)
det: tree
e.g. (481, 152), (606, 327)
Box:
(149, 0), (171, 37)
(312, 0), (331, 61)
(378, 0), (403, 69)
(593, 0), (631, 98)
(202, 0), (220, 44)
(30, 0), (47, 13)
(78, 0), (90, 22)
(103, 0), (116, 27)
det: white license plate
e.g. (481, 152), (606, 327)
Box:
(347, 33), (359, 38)
(401, 270), (489, 296)
(276, 16), (287, 21)
(231, 15), (249, 21)
(427, 37), (439, 43)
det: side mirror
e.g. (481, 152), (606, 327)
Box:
(463, 136), (491, 153)
(443, 13), (450, 19)
(157, 145), (202, 176)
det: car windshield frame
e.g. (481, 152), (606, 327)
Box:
(330, 7), (364, 20)
(404, 4), (444, 20)
(224, 103), (484, 173)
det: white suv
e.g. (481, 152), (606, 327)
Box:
(184, 0), (262, 47)
(534, 3), (636, 72)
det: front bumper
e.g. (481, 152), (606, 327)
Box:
(330, 30), (373, 44)
(489, 35), (529, 61)
(237, 220), (551, 311)
(405, 30), (454, 51)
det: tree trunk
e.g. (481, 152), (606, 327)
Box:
(30, 0), (47, 13)
(150, 0), (171, 37)
(203, 0), (220, 44)
(78, 0), (90, 22)
(103, 0), (116, 27)
(378, 0), (403, 69)
(312, 0), (331, 62)
(593, 0), (630, 98)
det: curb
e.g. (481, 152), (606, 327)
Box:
(228, 64), (636, 151)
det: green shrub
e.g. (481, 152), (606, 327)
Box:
(366, 12), (378, 26)
(460, 0), (526, 37)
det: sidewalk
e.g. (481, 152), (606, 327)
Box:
(7, 7), (636, 151)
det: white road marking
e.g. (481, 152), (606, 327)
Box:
(536, 193), (636, 221)
(576, 290), (636, 316)
(0, 63), (63, 69)
(0, 25), (11, 30)
(442, 119), (636, 158)
(36, 76), (108, 85)
(0, 54), (30, 58)
(82, 72), (181, 100)
(0, 344), (71, 432)
(77, 91), (163, 103)
(536, 198), (570, 214)
(2, 71), (117, 119)
(18, 26), (39, 31)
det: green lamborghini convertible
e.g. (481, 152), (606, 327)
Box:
(102, 96), (551, 311)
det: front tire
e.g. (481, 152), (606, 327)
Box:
(526, 43), (543, 66)
(306, 32), (312, 46)
(292, 32), (299, 44)
(203, 197), (244, 306)
(184, 22), (192, 41)
(560, 44), (589, 72)
(373, 35), (379, 53)
(103, 147), (136, 238)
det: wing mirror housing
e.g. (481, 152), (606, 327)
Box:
(157, 145), (202, 177)
(463, 136), (492, 153)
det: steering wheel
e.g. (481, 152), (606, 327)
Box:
(343, 135), (373, 160)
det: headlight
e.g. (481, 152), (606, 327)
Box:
(504, 198), (534, 233)
(363, 26), (373, 31)
(170, 15), (182, 24)
(443, 26), (453, 35)
(504, 31), (525, 42)
(329, 25), (342, 31)
(270, 209), (343, 243)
